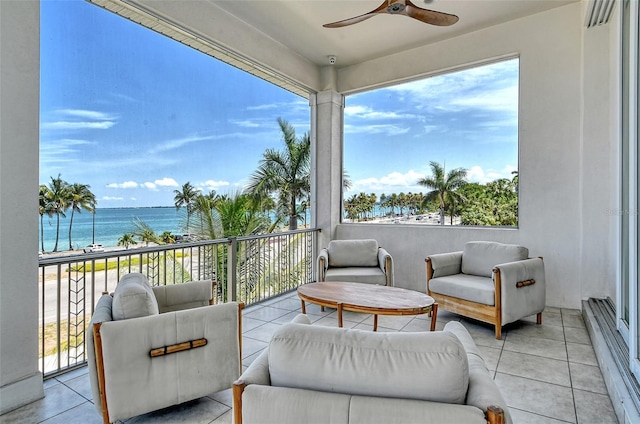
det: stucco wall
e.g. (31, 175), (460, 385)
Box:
(331, 2), (615, 310)
(0, 0), (44, 414)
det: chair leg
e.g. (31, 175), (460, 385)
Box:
(537, 312), (543, 325)
(495, 325), (502, 340)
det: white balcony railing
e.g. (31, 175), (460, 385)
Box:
(38, 228), (319, 377)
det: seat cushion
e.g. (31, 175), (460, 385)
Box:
(324, 267), (386, 285)
(327, 239), (379, 267)
(461, 241), (529, 278)
(112, 273), (159, 320)
(429, 274), (496, 305)
(268, 323), (469, 404)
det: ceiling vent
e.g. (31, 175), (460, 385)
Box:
(585, 0), (616, 28)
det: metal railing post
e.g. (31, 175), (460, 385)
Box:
(228, 237), (237, 301)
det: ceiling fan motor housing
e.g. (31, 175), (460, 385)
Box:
(388, 3), (406, 14)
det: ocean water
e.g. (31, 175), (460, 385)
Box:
(38, 207), (186, 252)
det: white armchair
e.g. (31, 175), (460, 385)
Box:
(426, 241), (545, 339)
(317, 239), (393, 286)
(87, 273), (244, 423)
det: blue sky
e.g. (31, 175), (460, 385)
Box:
(40, 0), (518, 208)
(344, 59), (519, 197)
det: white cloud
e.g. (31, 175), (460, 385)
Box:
(246, 103), (278, 111)
(42, 109), (118, 130)
(143, 182), (158, 190)
(201, 180), (231, 191)
(450, 85), (518, 113)
(150, 135), (216, 153)
(466, 165), (517, 184)
(344, 105), (419, 121)
(231, 120), (261, 128)
(344, 123), (410, 136)
(106, 181), (138, 189)
(347, 170), (426, 195)
(102, 196), (124, 201)
(154, 177), (179, 187)
(57, 109), (117, 121)
(41, 121), (116, 130)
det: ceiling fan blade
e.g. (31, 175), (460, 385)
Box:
(405, 0), (459, 26)
(323, 1), (389, 28)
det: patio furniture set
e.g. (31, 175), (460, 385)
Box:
(86, 239), (545, 424)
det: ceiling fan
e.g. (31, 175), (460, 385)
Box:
(323, 0), (459, 28)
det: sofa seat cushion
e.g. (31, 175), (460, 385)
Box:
(242, 385), (351, 424)
(112, 273), (159, 320)
(461, 241), (529, 278)
(349, 395), (488, 424)
(327, 239), (379, 267)
(324, 267), (386, 285)
(241, 385), (489, 424)
(429, 274), (496, 306)
(268, 323), (469, 404)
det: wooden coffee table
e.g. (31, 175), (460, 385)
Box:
(297, 281), (438, 331)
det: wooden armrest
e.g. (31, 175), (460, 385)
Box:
(149, 338), (207, 357)
(233, 380), (247, 424)
(486, 405), (505, 424)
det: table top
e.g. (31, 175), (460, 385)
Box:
(297, 281), (435, 314)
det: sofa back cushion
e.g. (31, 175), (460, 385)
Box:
(268, 323), (469, 404)
(461, 241), (529, 278)
(112, 273), (159, 320)
(327, 239), (379, 268)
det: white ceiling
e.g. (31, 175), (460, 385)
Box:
(207, 0), (578, 67)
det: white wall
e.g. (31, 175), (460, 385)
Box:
(0, 0), (44, 414)
(330, 2), (614, 309)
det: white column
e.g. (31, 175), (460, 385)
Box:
(0, 0), (44, 414)
(312, 89), (344, 249)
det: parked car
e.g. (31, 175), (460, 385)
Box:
(83, 243), (104, 253)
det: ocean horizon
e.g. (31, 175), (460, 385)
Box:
(38, 206), (186, 252)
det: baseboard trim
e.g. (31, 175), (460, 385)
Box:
(0, 372), (44, 415)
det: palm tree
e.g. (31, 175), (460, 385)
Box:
(417, 161), (468, 225)
(117, 233), (137, 249)
(174, 182), (199, 230)
(66, 183), (96, 250)
(39, 185), (55, 253)
(132, 217), (160, 246)
(160, 231), (175, 244)
(246, 117), (310, 230)
(47, 174), (69, 252)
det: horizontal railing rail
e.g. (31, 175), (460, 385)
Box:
(38, 228), (319, 377)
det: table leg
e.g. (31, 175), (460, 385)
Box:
(373, 315), (378, 332)
(300, 299), (306, 314)
(430, 303), (438, 331)
(337, 303), (343, 328)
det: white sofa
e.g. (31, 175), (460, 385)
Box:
(233, 316), (511, 424)
(87, 273), (243, 424)
(317, 239), (393, 286)
(427, 241), (546, 339)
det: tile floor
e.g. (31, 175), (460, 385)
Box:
(0, 292), (618, 423)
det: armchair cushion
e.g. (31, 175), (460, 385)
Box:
(327, 239), (379, 267)
(429, 274), (496, 305)
(324, 267), (387, 285)
(498, 258), (546, 324)
(268, 323), (469, 404)
(94, 302), (241, 422)
(152, 280), (212, 313)
(461, 241), (529, 278)
(112, 273), (159, 320)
